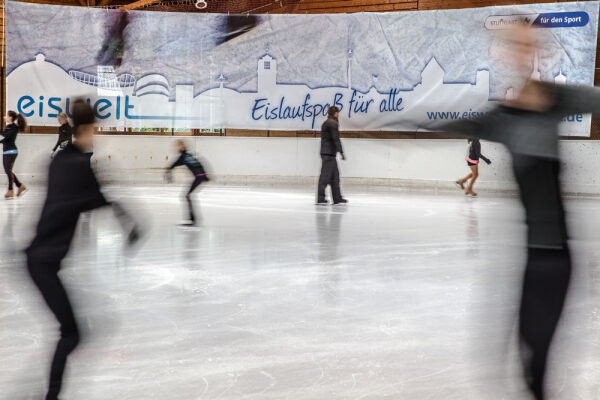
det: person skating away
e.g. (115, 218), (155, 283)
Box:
(316, 106), (347, 205)
(456, 139), (491, 197)
(165, 139), (210, 227)
(51, 113), (72, 158)
(1, 110), (27, 199)
(26, 99), (141, 400)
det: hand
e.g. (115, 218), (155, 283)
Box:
(127, 225), (141, 247)
(485, 159), (492, 165)
(50, 151), (55, 159)
(341, 153), (346, 161)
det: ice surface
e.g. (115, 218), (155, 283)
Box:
(1, 185), (599, 399)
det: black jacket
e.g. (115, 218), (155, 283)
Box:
(0, 123), (19, 152)
(53, 123), (73, 151)
(467, 139), (490, 164)
(320, 118), (343, 156)
(26, 143), (109, 261)
(169, 150), (209, 180)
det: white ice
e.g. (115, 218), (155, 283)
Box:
(1, 185), (599, 399)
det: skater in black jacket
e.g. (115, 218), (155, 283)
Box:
(26, 99), (141, 400)
(165, 139), (209, 226)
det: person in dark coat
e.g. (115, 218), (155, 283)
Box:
(456, 138), (491, 197)
(1, 110), (27, 199)
(316, 106), (347, 205)
(26, 99), (141, 400)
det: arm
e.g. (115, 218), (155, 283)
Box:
(554, 84), (600, 116)
(331, 122), (344, 156)
(480, 154), (491, 164)
(167, 153), (185, 170)
(52, 135), (61, 152)
(0, 126), (17, 144)
(79, 165), (109, 212)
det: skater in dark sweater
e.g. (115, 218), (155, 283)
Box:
(456, 139), (491, 197)
(26, 99), (140, 400)
(435, 23), (600, 400)
(51, 113), (72, 157)
(316, 106), (347, 205)
(1, 110), (27, 199)
(165, 139), (209, 226)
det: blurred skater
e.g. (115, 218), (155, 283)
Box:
(1, 110), (27, 199)
(437, 22), (600, 399)
(455, 138), (491, 197)
(316, 106), (347, 205)
(51, 113), (72, 158)
(165, 139), (209, 227)
(96, 10), (129, 67)
(26, 99), (141, 400)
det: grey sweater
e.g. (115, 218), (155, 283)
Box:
(440, 83), (600, 249)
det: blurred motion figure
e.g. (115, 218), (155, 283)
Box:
(26, 99), (141, 400)
(439, 22), (600, 399)
(165, 139), (209, 227)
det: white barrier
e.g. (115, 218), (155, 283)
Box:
(8, 134), (600, 194)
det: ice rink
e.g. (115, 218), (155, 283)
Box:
(1, 185), (599, 399)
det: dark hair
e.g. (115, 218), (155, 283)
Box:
(71, 99), (96, 137)
(327, 106), (340, 121)
(7, 110), (27, 132)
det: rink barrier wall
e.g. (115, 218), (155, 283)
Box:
(10, 134), (600, 195)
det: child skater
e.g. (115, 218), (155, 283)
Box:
(2, 110), (27, 199)
(455, 138), (491, 197)
(165, 139), (209, 226)
(51, 113), (72, 157)
(26, 99), (141, 400)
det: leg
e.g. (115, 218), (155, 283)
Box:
(186, 178), (202, 223)
(3, 154), (14, 191)
(466, 165), (479, 194)
(27, 258), (80, 400)
(330, 158), (343, 203)
(317, 156), (333, 203)
(457, 172), (473, 185)
(3, 154), (21, 191)
(519, 247), (571, 400)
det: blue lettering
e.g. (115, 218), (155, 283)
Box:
(39, 96), (44, 117)
(124, 96), (135, 119)
(252, 98), (267, 121)
(48, 97), (62, 118)
(17, 96), (35, 117)
(94, 99), (112, 119)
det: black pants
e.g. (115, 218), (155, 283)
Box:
(3, 153), (22, 191)
(186, 177), (203, 222)
(317, 155), (342, 203)
(27, 258), (80, 400)
(519, 247), (571, 400)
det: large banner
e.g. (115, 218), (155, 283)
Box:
(5, 1), (599, 135)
